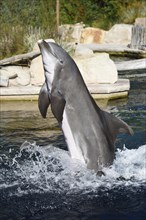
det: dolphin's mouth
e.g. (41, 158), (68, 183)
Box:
(38, 39), (58, 59)
(37, 39), (44, 45)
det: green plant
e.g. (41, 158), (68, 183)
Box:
(0, 25), (28, 59)
(122, 1), (146, 24)
(0, 0), (145, 59)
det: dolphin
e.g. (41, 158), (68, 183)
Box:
(38, 40), (133, 172)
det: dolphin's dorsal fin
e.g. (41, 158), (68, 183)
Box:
(101, 110), (134, 143)
(38, 82), (50, 118)
(90, 96), (133, 143)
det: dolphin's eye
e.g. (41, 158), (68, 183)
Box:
(60, 60), (63, 64)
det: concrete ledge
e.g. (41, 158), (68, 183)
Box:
(0, 86), (40, 96)
(84, 44), (146, 58)
(0, 92), (128, 101)
(92, 91), (128, 100)
(88, 79), (129, 94)
(0, 95), (39, 101)
(0, 79), (130, 101)
(115, 58), (146, 71)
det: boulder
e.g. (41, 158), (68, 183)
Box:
(74, 44), (94, 57)
(73, 53), (118, 84)
(71, 23), (85, 43)
(58, 23), (85, 43)
(80, 27), (106, 44)
(9, 78), (19, 86)
(0, 66), (18, 79)
(30, 39), (56, 86)
(30, 55), (45, 86)
(0, 75), (9, 87)
(16, 70), (30, 86)
(135, 17), (146, 28)
(0, 66), (30, 86)
(104, 24), (133, 45)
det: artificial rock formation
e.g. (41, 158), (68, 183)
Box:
(0, 66), (30, 87)
(74, 53), (118, 84)
(103, 24), (133, 45)
(80, 27), (106, 44)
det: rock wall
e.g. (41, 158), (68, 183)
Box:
(30, 56), (45, 86)
(1, 21), (141, 94)
(0, 46), (118, 89)
(0, 66), (30, 87)
(58, 23), (85, 43)
(80, 27), (106, 44)
(58, 23), (133, 46)
(135, 17), (146, 28)
(103, 24), (133, 45)
(74, 46), (118, 84)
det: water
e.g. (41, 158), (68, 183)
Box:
(0, 76), (146, 220)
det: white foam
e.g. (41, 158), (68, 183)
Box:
(102, 145), (146, 184)
(0, 142), (145, 196)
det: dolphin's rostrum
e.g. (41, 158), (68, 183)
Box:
(38, 40), (133, 172)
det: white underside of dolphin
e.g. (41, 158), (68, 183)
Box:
(62, 109), (86, 163)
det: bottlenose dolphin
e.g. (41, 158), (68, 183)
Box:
(38, 40), (133, 172)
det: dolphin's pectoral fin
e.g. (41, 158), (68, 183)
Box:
(51, 91), (66, 123)
(102, 110), (134, 142)
(38, 82), (50, 118)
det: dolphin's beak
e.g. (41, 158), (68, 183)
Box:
(38, 39), (54, 55)
(37, 39), (44, 45)
(38, 39), (48, 50)
(38, 40), (59, 80)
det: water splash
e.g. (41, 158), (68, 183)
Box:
(0, 141), (145, 197)
(104, 145), (146, 183)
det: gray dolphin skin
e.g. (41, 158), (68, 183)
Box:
(38, 40), (133, 172)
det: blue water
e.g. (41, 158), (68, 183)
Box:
(0, 76), (146, 220)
